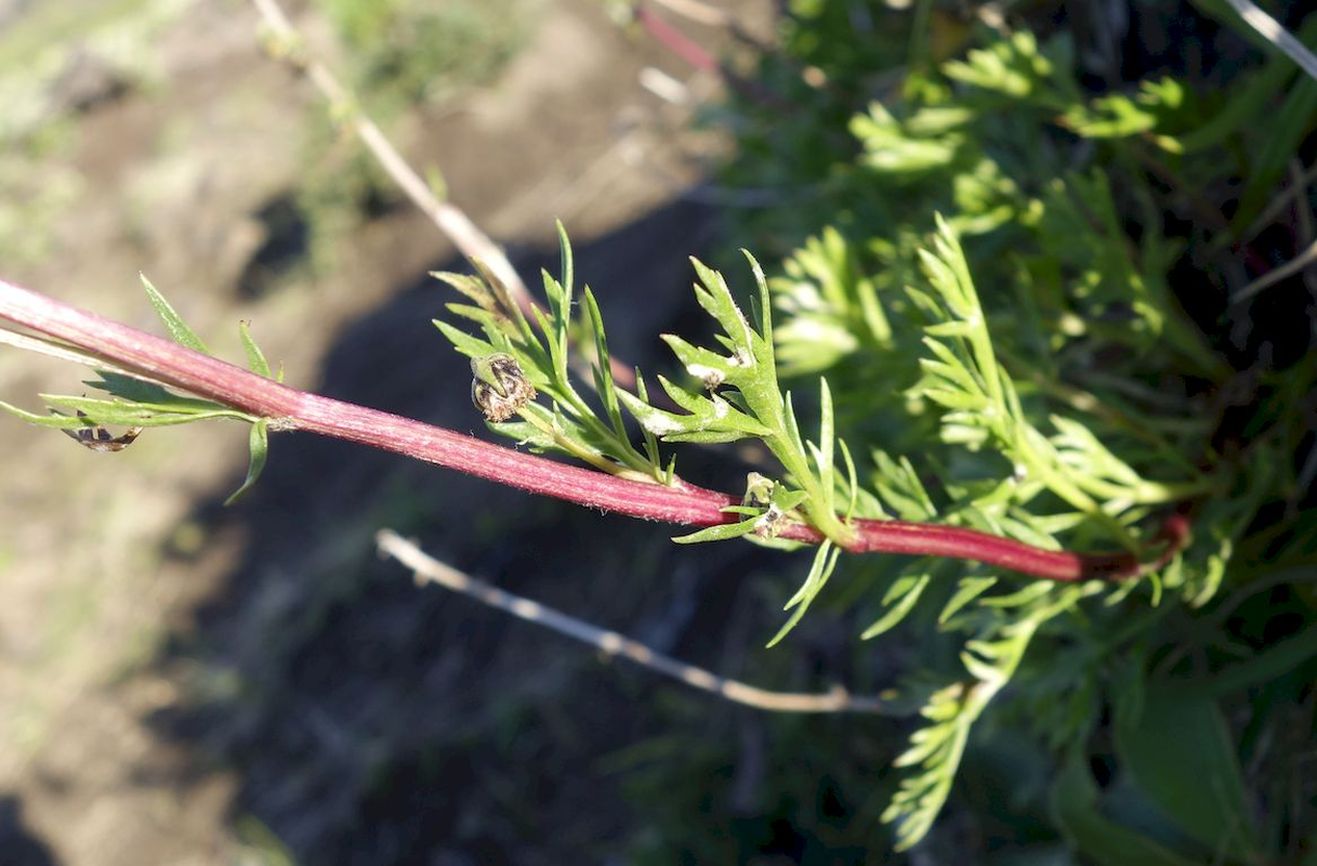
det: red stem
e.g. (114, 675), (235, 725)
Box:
(633, 4), (786, 109)
(0, 278), (1188, 582)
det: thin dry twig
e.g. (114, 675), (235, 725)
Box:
(248, 0), (531, 310)
(648, 0), (731, 27)
(375, 529), (896, 714)
(1237, 160), (1317, 244)
(249, 0), (654, 392)
(1220, 0), (1317, 82)
(1232, 238), (1317, 303)
(1290, 161), (1317, 305)
(1294, 161), (1316, 247)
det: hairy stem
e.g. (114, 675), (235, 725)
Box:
(0, 278), (1188, 582)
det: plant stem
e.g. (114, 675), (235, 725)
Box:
(0, 278), (1189, 582)
(248, 0), (532, 311)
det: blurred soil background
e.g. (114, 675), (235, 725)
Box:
(0, 1), (891, 863)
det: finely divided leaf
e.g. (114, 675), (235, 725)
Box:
(767, 541), (842, 647)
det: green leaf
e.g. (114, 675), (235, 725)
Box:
(543, 267), (572, 381)
(771, 488), (809, 512)
(444, 301), (502, 329)
(671, 516), (760, 544)
(1114, 683), (1259, 861)
(1051, 756), (1203, 866)
(882, 682), (974, 849)
(239, 320), (272, 378)
(433, 319), (496, 361)
(431, 270), (496, 309)
(580, 287), (624, 437)
(0, 400), (97, 429)
(40, 394), (249, 426)
(938, 576), (998, 624)
(659, 429), (750, 445)
(920, 337), (981, 391)
(555, 219), (574, 302)
(485, 418), (559, 452)
(1206, 625), (1317, 697)
(743, 248), (773, 350)
(141, 274), (210, 354)
(766, 541), (841, 647)
(689, 257), (756, 354)
(633, 370), (662, 469)
(83, 372), (196, 407)
(469, 258), (534, 339)
(781, 391), (808, 462)
(979, 581), (1055, 609)
(815, 376), (835, 511)
(851, 103), (963, 174)
(838, 437), (859, 519)
(661, 334), (740, 385)
(620, 380), (772, 442)
(884, 613), (1050, 849)
(942, 30), (1051, 98)
(1233, 72), (1317, 228)
(922, 387), (990, 412)
(871, 451), (937, 521)
(225, 418), (270, 505)
(862, 573), (931, 638)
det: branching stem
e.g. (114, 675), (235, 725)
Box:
(0, 278), (1189, 582)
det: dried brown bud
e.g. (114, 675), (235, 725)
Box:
(470, 353), (536, 423)
(61, 411), (143, 453)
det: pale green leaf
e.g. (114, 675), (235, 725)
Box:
(671, 516), (760, 544)
(939, 577), (999, 624)
(141, 274), (210, 354)
(239, 320), (272, 378)
(862, 574), (931, 638)
(767, 542), (841, 647)
(225, 418), (270, 505)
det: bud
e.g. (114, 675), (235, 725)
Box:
(470, 353), (536, 423)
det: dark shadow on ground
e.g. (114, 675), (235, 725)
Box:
(142, 200), (899, 864)
(0, 794), (61, 866)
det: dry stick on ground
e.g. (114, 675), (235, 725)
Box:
(249, 0), (649, 391)
(646, 0), (731, 28)
(1232, 238), (1317, 303)
(0, 277), (1190, 581)
(248, 0), (530, 310)
(1221, 0), (1317, 82)
(376, 529), (895, 714)
(1236, 160), (1317, 244)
